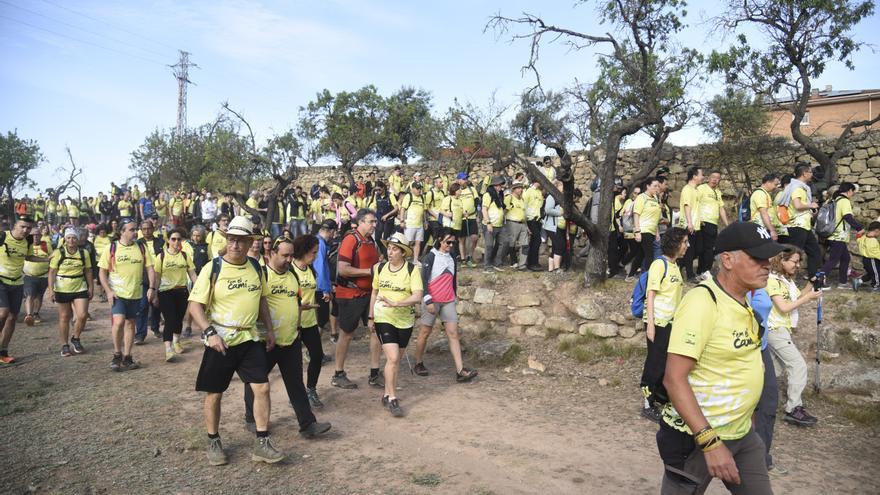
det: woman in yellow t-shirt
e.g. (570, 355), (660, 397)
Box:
(48, 228), (94, 357)
(821, 183), (864, 288)
(150, 228), (197, 362)
(291, 234), (327, 408)
(440, 183), (464, 250)
(369, 233), (423, 418)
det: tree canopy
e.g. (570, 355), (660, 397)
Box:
(1, 130), (43, 216)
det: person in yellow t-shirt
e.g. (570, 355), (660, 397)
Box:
(290, 234), (329, 408)
(784, 163), (821, 281)
(696, 170), (729, 277)
(118, 193), (133, 219)
(48, 227), (94, 357)
(425, 176), (446, 246)
(540, 156), (557, 182)
(440, 182), (464, 240)
(658, 221), (783, 493)
(677, 167), (704, 282)
(187, 215), (286, 465)
(821, 183), (864, 288)
(639, 227), (688, 421)
(206, 215), (230, 259)
(856, 221), (880, 290)
(499, 181), (528, 270)
(523, 179), (545, 270)
(22, 226), (53, 325)
(481, 176), (506, 271)
(98, 218), (155, 370)
(633, 177), (662, 273)
(399, 182), (426, 261)
(369, 233), (423, 418)
(387, 167), (403, 196)
(749, 173), (779, 239)
(241, 236), (332, 437)
(151, 228), (197, 362)
(455, 173), (480, 266)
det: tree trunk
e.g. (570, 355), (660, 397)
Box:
(583, 132), (622, 287)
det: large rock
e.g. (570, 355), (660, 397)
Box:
(525, 326), (547, 338)
(510, 293), (541, 307)
(471, 338), (516, 361)
(473, 288), (496, 304)
(608, 312), (629, 325)
(852, 149), (869, 160)
(427, 337), (450, 354)
(506, 326), (525, 338)
(457, 300), (477, 316)
(618, 324), (637, 339)
(509, 308), (545, 326)
(544, 316), (577, 334)
(579, 322), (619, 338)
(867, 156), (880, 169)
(851, 159), (867, 172)
(566, 295), (603, 320)
(457, 286), (476, 300)
(478, 304), (508, 321)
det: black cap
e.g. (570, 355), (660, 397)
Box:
(715, 222), (785, 260)
(411, 182), (423, 190)
(319, 219), (338, 231)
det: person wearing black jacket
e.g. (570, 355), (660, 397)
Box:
(372, 181), (398, 257)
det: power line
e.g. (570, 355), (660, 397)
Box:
(0, 14), (167, 66)
(38, 0), (178, 52)
(0, 0), (170, 59)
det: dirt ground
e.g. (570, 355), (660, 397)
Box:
(1, 291), (878, 495)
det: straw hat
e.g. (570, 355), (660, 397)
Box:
(510, 180), (525, 190)
(489, 176), (505, 186)
(218, 216), (261, 239)
(382, 232), (414, 258)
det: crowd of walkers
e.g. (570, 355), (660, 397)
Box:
(1, 158), (878, 489)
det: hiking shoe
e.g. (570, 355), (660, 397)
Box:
(466, 260), (477, 268)
(24, 314), (34, 326)
(183, 327), (193, 339)
(133, 335), (146, 345)
(120, 355), (140, 371)
(528, 265), (543, 272)
(456, 367), (478, 383)
(252, 436), (285, 464)
(368, 373), (384, 388)
(321, 354), (333, 365)
(70, 338), (85, 354)
(784, 406), (818, 426)
(330, 371), (358, 389)
(492, 265), (506, 272)
(768, 463), (789, 477)
(836, 283), (850, 290)
(61, 345), (72, 357)
(152, 330), (162, 340)
(300, 421), (331, 439)
(173, 341), (185, 354)
(110, 353), (123, 371)
(329, 332), (339, 344)
(165, 350), (177, 362)
(641, 406), (661, 424)
(852, 278), (862, 291)
(206, 437), (228, 466)
(624, 275), (635, 282)
(307, 387), (324, 409)
(34, 313), (44, 324)
(387, 398), (404, 418)
(413, 362), (430, 376)
(244, 420), (256, 433)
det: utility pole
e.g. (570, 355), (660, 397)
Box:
(169, 50), (198, 136)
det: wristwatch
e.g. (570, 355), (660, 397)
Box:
(203, 325), (218, 339)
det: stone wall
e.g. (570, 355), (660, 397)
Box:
(292, 130), (880, 220)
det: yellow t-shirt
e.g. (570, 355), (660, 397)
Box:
(188, 258), (268, 347)
(645, 258), (683, 327)
(504, 195), (526, 222)
(372, 262), (423, 329)
(661, 279), (763, 441)
(857, 235), (880, 258)
(766, 274), (799, 329)
(264, 266), (300, 346)
(789, 186), (812, 229)
(49, 247), (92, 293)
(540, 165), (556, 182)
(440, 195), (463, 230)
(633, 193), (661, 235)
(23, 239), (53, 278)
(0, 231), (35, 286)
(388, 174), (402, 195)
(94, 235), (111, 257)
(118, 200), (132, 218)
(697, 184), (722, 226)
(207, 230), (227, 259)
(458, 185), (478, 219)
(97, 241), (152, 299)
(425, 188), (446, 222)
(67, 203), (79, 218)
(749, 188), (773, 225)
(154, 249), (195, 291)
(292, 262), (318, 328)
(401, 193), (426, 229)
(482, 192), (505, 228)
(155, 199), (168, 216)
(171, 198), (185, 216)
(828, 197), (853, 242)
(677, 184), (702, 231)
(524, 187), (544, 221)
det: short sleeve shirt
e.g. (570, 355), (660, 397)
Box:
(0, 232), (34, 286)
(97, 242), (152, 299)
(293, 263), (318, 328)
(857, 235), (880, 258)
(335, 231), (379, 299)
(154, 250), (195, 291)
(697, 184), (722, 226)
(789, 187), (812, 229)
(766, 274), (799, 329)
(676, 184), (701, 231)
(645, 258), (682, 327)
(188, 258), (268, 346)
(264, 267), (300, 346)
(749, 189), (772, 225)
(49, 248), (92, 293)
(458, 186), (478, 219)
(633, 193), (661, 235)
(401, 193), (425, 228)
(371, 262), (424, 329)
(828, 197), (853, 242)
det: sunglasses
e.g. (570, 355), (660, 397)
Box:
(169, 237), (182, 241)
(443, 240), (456, 246)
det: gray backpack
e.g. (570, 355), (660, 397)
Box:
(815, 198), (842, 238)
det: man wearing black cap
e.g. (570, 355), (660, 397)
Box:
(656, 222), (781, 494)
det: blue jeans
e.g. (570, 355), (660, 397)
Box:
(135, 288), (160, 338)
(288, 219), (308, 237)
(270, 223), (283, 239)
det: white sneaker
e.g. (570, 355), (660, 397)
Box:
(699, 271), (711, 281)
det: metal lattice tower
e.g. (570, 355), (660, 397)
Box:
(169, 50), (198, 136)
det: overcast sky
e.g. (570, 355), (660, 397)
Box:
(3, 0), (878, 196)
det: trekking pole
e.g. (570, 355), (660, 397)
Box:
(813, 271), (824, 394)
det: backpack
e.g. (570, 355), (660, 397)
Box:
(56, 247), (87, 279)
(374, 261), (416, 284)
(158, 249), (189, 272)
(331, 231), (364, 289)
(291, 263), (317, 286)
(737, 193), (750, 222)
(206, 255), (263, 307)
(108, 240), (147, 272)
(621, 201), (635, 233)
(630, 258), (668, 318)
(815, 198), (844, 238)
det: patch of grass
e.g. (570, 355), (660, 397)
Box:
(411, 473), (442, 487)
(0, 378), (54, 417)
(569, 346), (596, 363)
(561, 339), (645, 364)
(498, 343), (522, 365)
(836, 331), (873, 360)
(471, 488), (497, 495)
(841, 403), (880, 427)
(850, 305), (872, 323)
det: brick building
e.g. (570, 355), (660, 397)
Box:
(766, 86), (880, 139)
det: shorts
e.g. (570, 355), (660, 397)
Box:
(317, 291), (331, 328)
(55, 291), (89, 304)
(195, 340), (269, 393)
(0, 281), (24, 315)
(419, 300), (459, 326)
(336, 295), (370, 333)
(462, 219), (479, 237)
(374, 322), (413, 348)
(23, 276), (49, 298)
(111, 297), (140, 320)
(404, 227), (424, 243)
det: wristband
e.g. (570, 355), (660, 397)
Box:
(701, 437), (723, 452)
(368, 316), (374, 320)
(203, 325), (218, 339)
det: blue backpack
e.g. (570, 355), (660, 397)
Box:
(630, 258), (668, 318)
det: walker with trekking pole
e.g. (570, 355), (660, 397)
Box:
(813, 271), (825, 394)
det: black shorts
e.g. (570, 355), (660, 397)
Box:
(23, 276), (48, 298)
(0, 281), (24, 315)
(330, 293), (339, 318)
(55, 291), (89, 304)
(453, 228), (466, 239)
(374, 322), (413, 348)
(336, 295), (370, 333)
(195, 340), (269, 393)
(462, 219), (479, 237)
(317, 291), (331, 328)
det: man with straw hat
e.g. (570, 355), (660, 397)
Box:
(188, 215), (285, 466)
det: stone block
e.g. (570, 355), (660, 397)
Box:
(579, 322), (619, 338)
(457, 300), (477, 316)
(510, 293), (541, 307)
(478, 304), (508, 321)
(473, 288), (496, 304)
(506, 326), (524, 338)
(457, 286), (476, 300)
(509, 308), (545, 326)
(618, 324), (636, 339)
(861, 177), (879, 186)
(608, 312), (629, 325)
(544, 316), (578, 334)
(851, 159), (867, 172)
(525, 326), (547, 338)
(867, 156), (880, 169)
(853, 149), (869, 160)
(565, 295), (603, 320)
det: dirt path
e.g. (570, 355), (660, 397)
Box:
(1, 298), (877, 494)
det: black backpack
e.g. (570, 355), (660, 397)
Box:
(330, 232), (364, 289)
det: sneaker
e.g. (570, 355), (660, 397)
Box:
(641, 406), (661, 424)
(529, 265), (543, 272)
(84, 313), (91, 321)
(381, 395), (390, 408)
(492, 265), (506, 272)
(61, 345), (72, 357)
(321, 354), (333, 365)
(110, 353), (122, 371)
(387, 398), (404, 417)
(873, 286), (880, 293)
(483, 268), (493, 274)
(152, 330), (162, 340)
(133, 335), (146, 346)
(466, 260), (477, 268)
(330, 371), (358, 389)
(784, 406), (818, 426)
(0, 355), (15, 365)
(307, 388), (324, 409)
(624, 275), (635, 283)
(70, 338), (85, 354)
(165, 350), (177, 362)
(699, 271), (712, 281)
(206, 437), (228, 466)
(455, 367), (478, 383)
(768, 463), (789, 477)
(368, 373), (384, 388)
(252, 436), (285, 464)
(852, 278), (862, 291)
(24, 314), (34, 326)
(299, 421), (331, 439)
(329, 332), (339, 344)
(183, 327), (193, 338)
(120, 355), (140, 371)
(413, 362), (430, 376)
(836, 283), (850, 290)
(244, 420), (256, 433)
(173, 341), (185, 354)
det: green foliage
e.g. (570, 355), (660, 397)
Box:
(0, 130), (43, 213)
(377, 87), (434, 164)
(510, 90), (571, 155)
(411, 473), (442, 487)
(701, 89), (770, 142)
